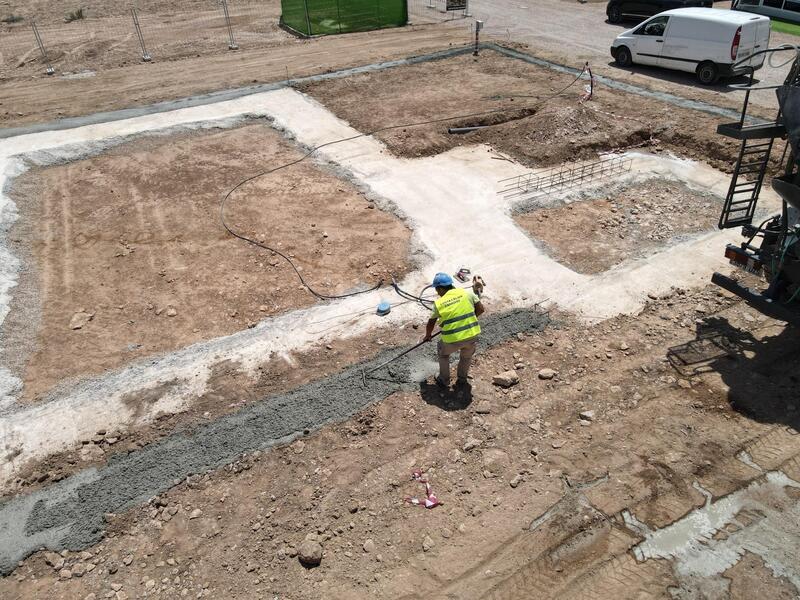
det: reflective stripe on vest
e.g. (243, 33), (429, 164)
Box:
(434, 288), (481, 344)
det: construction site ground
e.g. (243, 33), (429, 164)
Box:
(3, 0), (795, 133)
(2, 286), (800, 600)
(300, 50), (742, 172)
(5, 122), (412, 401)
(0, 0), (290, 80)
(514, 180), (723, 275)
(2, 8), (800, 600)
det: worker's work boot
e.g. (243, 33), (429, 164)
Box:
(434, 375), (449, 389)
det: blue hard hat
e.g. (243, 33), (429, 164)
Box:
(432, 272), (453, 287)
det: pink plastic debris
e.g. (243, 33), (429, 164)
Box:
(405, 469), (442, 509)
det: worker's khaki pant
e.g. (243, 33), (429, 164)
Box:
(438, 337), (478, 384)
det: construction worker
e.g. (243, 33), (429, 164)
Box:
(423, 272), (484, 388)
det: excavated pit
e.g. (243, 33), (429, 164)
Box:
(301, 49), (741, 171)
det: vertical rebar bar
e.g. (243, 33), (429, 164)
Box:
(131, 8), (151, 62)
(31, 21), (55, 75)
(220, 0), (239, 50)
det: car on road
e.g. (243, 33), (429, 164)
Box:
(607, 0), (712, 23)
(610, 7), (770, 84)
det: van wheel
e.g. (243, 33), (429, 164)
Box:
(615, 46), (633, 68)
(608, 5), (622, 23)
(696, 61), (719, 85)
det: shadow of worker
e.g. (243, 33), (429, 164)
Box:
(419, 380), (473, 412)
(669, 316), (800, 430)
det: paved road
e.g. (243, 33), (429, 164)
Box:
(469, 0), (797, 112)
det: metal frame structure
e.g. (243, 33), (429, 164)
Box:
(131, 8), (152, 62)
(221, 0), (239, 50)
(31, 21), (55, 76)
(712, 47), (800, 324)
(498, 155), (633, 202)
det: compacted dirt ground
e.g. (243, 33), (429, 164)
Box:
(4, 121), (413, 400)
(301, 50), (744, 173)
(2, 283), (799, 600)
(0, 24), (471, 128)
(0, 0), (290, 79)
(3, 34), (800, 600)
(515, 180), (723, 274)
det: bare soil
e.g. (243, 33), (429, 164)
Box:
(515, 180), (723, 274)
(3, 121), (413, 401)
(0, 23), (470, 128)
(726, 551), (799, 600)
(0, 0), (291, 80)
(3, 283), (800, 599)
(4, 28), (800, 600)
(5, 323), (421, 499)
(301, 51), (744, 173)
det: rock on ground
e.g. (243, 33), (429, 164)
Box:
(538, 368), (557, 380)
(298, 540), (323, 567)
(492, 371), (520, 387)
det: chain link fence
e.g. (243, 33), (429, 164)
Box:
(0, 0), (286, 77)
(407, 0), (471, 25)
(280, 0), (408, 36)
(0, 0), (480, 81)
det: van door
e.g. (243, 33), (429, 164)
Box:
(658, 15), (698, 74)
(736, 19), (759, 67)
(745, 17), (771, 69)
(629, 15), (670, 66)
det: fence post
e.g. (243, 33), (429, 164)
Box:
(220, 0), (239, 50)
(131, 8), (152, 62)
(301, 0), (313, 35)
(31, 21), (55, 75)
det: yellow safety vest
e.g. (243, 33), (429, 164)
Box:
(435, 288), (481, 344)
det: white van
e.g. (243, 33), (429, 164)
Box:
(610, 8), (771, 84)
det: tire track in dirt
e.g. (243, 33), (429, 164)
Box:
(744, 426), (800, 470)
(131, 186), (158, 272)
(59, 176), (74, 293)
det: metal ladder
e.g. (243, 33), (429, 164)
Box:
(718, 135), (776, 229)
(717, 50), (800, 229)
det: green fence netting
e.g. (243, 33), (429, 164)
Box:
(280, 0), (407, 35)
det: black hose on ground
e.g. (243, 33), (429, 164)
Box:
(220, 63), (589, 302)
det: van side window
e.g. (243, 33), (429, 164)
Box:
(634, 16), (669, 36)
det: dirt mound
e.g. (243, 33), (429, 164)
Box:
(483, 102), (652, 167)
(519, 104), (618, 144)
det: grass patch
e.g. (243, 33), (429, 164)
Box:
(1, 14), (24, 23)
(771, 18), (800, 37)
(64, 8), (85, 23)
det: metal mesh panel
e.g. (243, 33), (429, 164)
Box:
(0, 1), (281, 75)
(280, 0), (407, 36)
(407, 0), (469, 25)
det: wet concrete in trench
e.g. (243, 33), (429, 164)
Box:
(0, 309), (549, 574)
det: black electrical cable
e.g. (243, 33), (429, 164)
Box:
(220, 63), (589, 301)
(391, 277), (434, 310)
